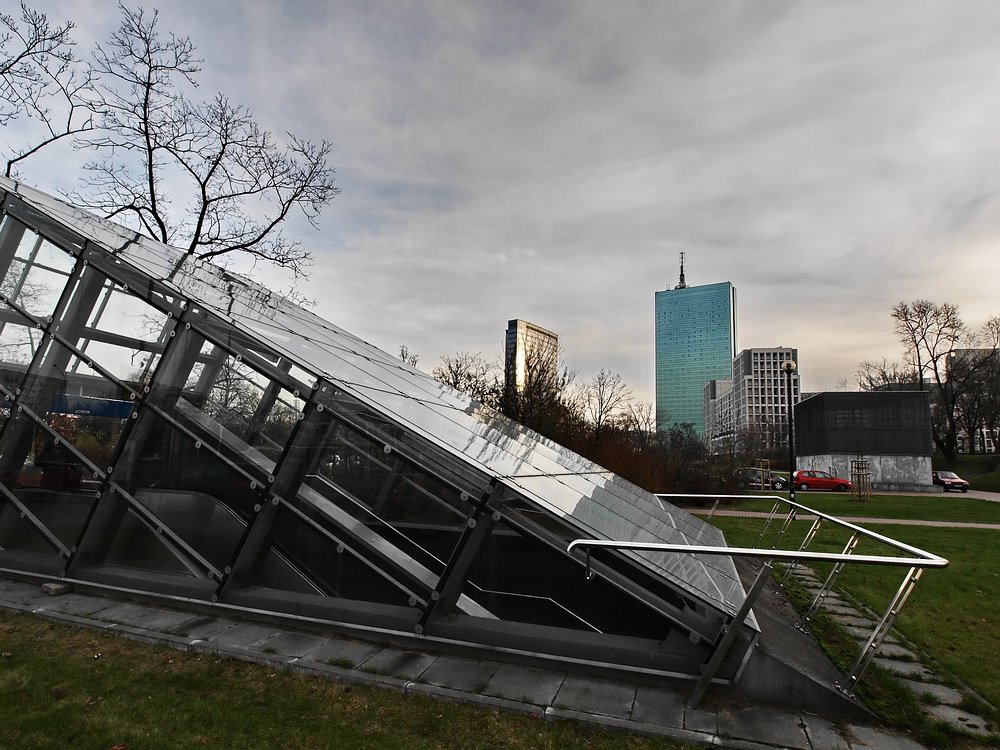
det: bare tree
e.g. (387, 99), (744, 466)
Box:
(4, 4), (339, 276)
(432, 351), (501, 409)
(502, 340), (578, 441)
(579, 368), (633, 442)
(856, 358), (920, 391)
(1, 3), (97, 177)
(398, 345), (419, 368)
(890, 301), (1000, 459)
(621, 400), (655, 450)
(892, 300), (965, 385)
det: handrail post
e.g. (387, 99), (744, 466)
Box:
(753, 498), (784, 548)
(799, 532), (860, 630)
(688, 560), (773, 708)
(840, 566), (923, 696)
(773, 506), (797, 547)
(706, 495), (722, 522)
(780, 516), (823, 585)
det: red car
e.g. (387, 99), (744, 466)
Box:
(792, 470), (852, 492)
(932, 470), (969, 493)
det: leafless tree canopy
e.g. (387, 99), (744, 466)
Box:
(862, 301), (1000, 459)
(2, 4), (339, 276)
(432, 351), (501, 409)
(579, 368), (633, 440)
(1, 3), (96, 177)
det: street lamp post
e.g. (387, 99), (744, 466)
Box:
(782, 360), (797, 503)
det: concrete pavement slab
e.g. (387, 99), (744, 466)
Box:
(168, 616), (236, 640)
(304, 636), (382, 669)
(252, 631), (328, 658)
(717, 706), (810, 749)
(417, 654), (498, 693)
(923, 704), (994, 737)
(481, 663), (564, 705)
(843, 624), (897, 643)
(900, 679), (964, 706)
(357, 646), (436, 680)
(118, 608), (199, 632)
(847, 724), (927, 749)
(684, 705), (718, 734)
(872, 657), (933, 679)
(552, 675), (636, 719)
(630, 685), (685, 727)
(0, 580), (47, 605)
(823, 603), (866, 616)
(873, 643), (918, 660)
(207, 621), (282, 648)
(801, 712), (851, 750)
(34, 591), (115, 617)
(831, 615), (877, 628)
(89, 601), (165, 624)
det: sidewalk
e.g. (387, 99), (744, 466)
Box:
(690, 508), (1000, 530)
(0, 575), (947, 750)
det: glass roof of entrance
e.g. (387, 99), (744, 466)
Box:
(0, 176), (748, 619)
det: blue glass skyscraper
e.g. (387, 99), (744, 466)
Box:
(654, 272), (736, 435)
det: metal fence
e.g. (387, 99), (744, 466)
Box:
(568, 492), (948, 707)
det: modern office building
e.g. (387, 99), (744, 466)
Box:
(705, 348), (800, 451)
(503, 318), (559, 401)
(654, 262), (736, 435)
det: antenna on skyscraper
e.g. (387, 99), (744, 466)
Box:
(677, 251), (688, 289)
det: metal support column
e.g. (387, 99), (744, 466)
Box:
(417, 479), (499, 633)
(689, 561), (772, 708)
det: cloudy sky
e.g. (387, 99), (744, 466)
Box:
(11, 1), (1000, 403)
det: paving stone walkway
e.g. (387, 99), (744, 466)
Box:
(0, 575), (977, 750)
(787, 565), (996, 742)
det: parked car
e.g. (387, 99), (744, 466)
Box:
(932, 470), (969, 493)
(792, 470), (851, 492)
(735, 467), (788, 491)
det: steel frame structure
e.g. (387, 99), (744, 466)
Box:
(0, 177), (758, 683)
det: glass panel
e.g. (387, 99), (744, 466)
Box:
(0, 486), (97, 557)
(174, 347), (303, 474)
(0, 312), (40, 367)
(241, 503), (415, 607)
(16, 340), (132, 482)
(72, 277), (172, 387)
(317, 421), (465, 527)
(1, 238), (75, 320)
(123, 408), (263, 525)
(460, 517), (676, 639)
(99, 493), (202, 577)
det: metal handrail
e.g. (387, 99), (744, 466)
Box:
(567, 492), (949, 706)
(653, 492), (949, 563)
(566, 538), (947, 570)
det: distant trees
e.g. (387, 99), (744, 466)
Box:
(1, 4), (338, 277)
(858, 300), (1000, 460)
(429, 343), (724, 492)
(431, 351), (501, 409)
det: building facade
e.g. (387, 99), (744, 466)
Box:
(795, 391), (934, 491)
(654, 279), (736, 435)
(504, 319), (559, 398)
(705, 348), (800, 451)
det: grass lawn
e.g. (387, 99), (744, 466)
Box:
(709, 496), (1000, 710)
(728, 492), (1000, 523)
(0, 611), (697, 750)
